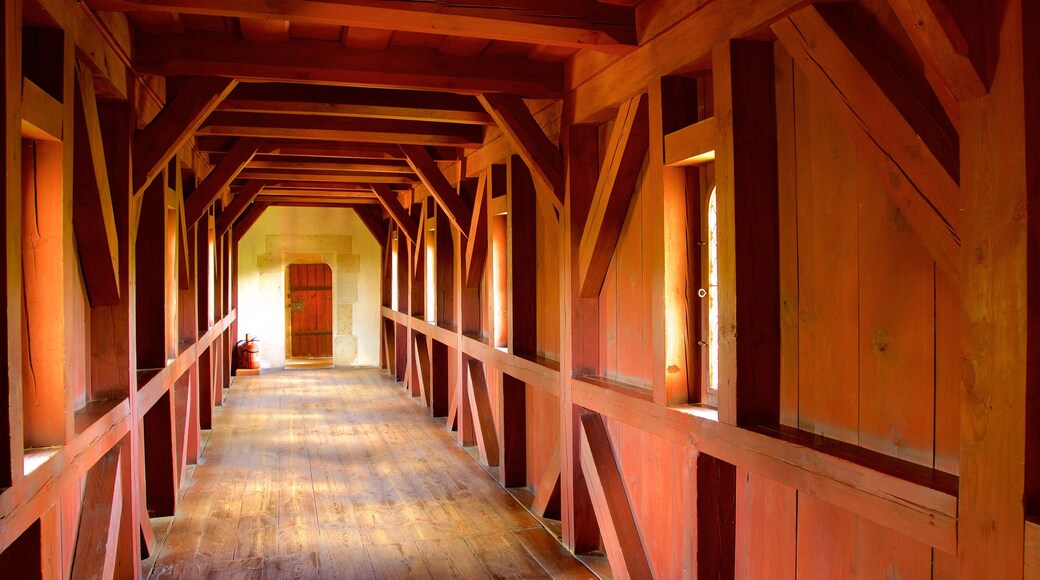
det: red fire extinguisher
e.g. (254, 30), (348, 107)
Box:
(237, 335), (260, 369)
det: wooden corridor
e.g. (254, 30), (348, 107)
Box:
(143, 368), (593, 579)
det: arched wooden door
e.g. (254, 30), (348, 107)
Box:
(287, 263), (333, 358)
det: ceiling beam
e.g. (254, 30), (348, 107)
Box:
(235, 179), (398, 191)
(235, 170), (416, 184)
(258, 195), (381, 205)
(196, 137), (459, 161)
(197, 112), (485, 148)
(401, 144), (472, 234)
(88, 0), (636, 52)
(239, 158), (415, 174)
(134, 31), (563, 98)
(219, 83), (493, 125)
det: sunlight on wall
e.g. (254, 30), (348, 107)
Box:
(237, 207), (381, 368)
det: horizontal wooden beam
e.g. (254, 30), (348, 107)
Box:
(567, 0), (815, 124)
(239, 180), (390, 192)
(236, 170), (416, 184)
(132, 76), (236, 196)
(578, 411), (652, 578)
(198, 112), (484, 148)
(578, 93), (649, 298)
(89, 0), (636, 52)
(256, 195), (380, 205)
(219, 83), (493, 125)
(664, 116), (716, 166)
(21, 77), (62, 141)
(371, 183), (419, 245)
(401, 144), (472, 234)
(134, 31), (563, 98)
(239, 158), (415, 174)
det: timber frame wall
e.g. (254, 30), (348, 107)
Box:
(375, 2), (1040, 579)
(1, 0), (239, 576)
(1, 0), (1039, 578)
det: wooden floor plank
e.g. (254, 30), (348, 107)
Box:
(145, 368), (590, 578)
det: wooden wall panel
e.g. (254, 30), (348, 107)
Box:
(793, 65), (861, 445)
(796, 493), (932, 579)
(534, 180), (560, 361)
(735, 470), (795, 580)
(598, 164), (653, 388)
(610, 419), (696, 578)
(525, 386), (559, 492)
(856, 161), (935, 468)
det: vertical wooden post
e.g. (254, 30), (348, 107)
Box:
(94, 100), (144, 574)
(713, 40), (781, 426)
(453, 188), (478, 444)
(499, 156), (536, 486)
(648, 76), (699, 406)
(1, 0), (22, 488)
(959, 0), (1039, 577)
(560, 125), (601, 552)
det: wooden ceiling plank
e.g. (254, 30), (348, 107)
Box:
(133, 31), (563, 98)
(88, 0), (635, 51)
(132, 76), (236, 196)
(239, 17), (291, 43)
(371, 183), (420, 245)
(341, 26), (393, 50)
(352, 205), (389, 248)
(578, 411), (653, 578)
(183, 137), (261, 227)
(219, 83), (493, 125)
(73, 61), (121, 306)
(886, 0), (988, 101)
(773, 7), (961, 287)
(477, 93), (564, 206)
(401, 144), (472, 234)
(214, 180), (264, 237)
(198, 112), (484, 148)
(577, 93), (649, 298)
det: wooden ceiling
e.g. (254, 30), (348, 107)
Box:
(84, 0), (641, 214)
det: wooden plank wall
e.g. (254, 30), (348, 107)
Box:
(0, 0), (240, 575)
(377, 1), (1036, 578)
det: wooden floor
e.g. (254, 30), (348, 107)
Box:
(143, 367), (595, 579)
